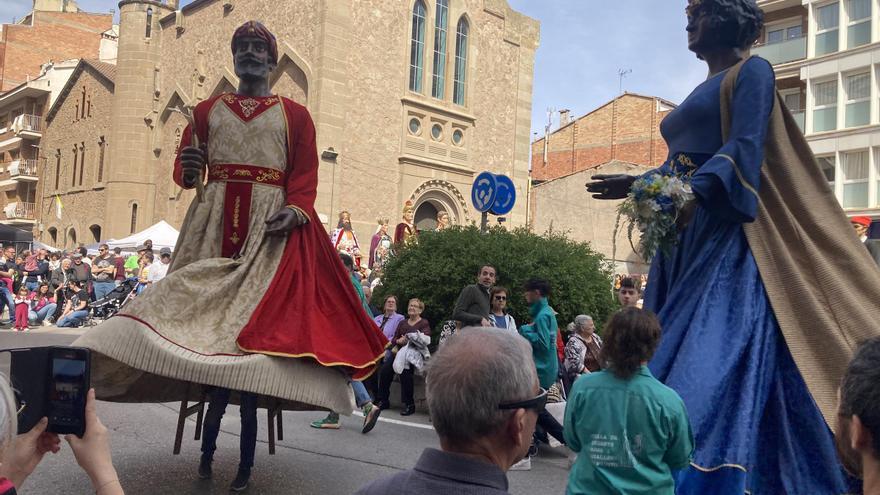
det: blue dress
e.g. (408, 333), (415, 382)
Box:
(644, 57), (858, 494)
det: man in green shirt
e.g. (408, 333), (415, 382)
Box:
(124, 245), (148, 278)
(564, 307), (693, 495)
(518, 278), (564, 453)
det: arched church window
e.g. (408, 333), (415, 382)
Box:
(146, 8), (153, 38)
(431, 0), (449, 99)
(453, 17), (469, 106)
(130, 203), (138, 234)
(409, 1), (427, 93)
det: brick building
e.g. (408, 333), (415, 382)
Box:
(0, 1), (116, 233)
(0, 1), (114, 92)
(530, 93), (675, 183)
(36, 0), (539, 252)
(38, 59), (115, 246)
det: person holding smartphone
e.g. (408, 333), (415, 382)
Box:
(0, 382), (123, 495)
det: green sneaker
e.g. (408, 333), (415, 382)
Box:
(310, 412), (340, 429)
(361, 403), (381, 434)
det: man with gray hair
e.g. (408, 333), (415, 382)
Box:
(355, 327), (544, 494)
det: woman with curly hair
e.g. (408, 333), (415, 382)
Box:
(587, 0), (874, 493)
(564, 308), (693, 494)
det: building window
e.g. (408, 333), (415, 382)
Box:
(431, 123), (443, 140)
(408, 117), (422, 135)
(80, 87), (86, 120)
(146, 8), (153, 38)
(452, 128), (464, 146)
(89, 225), (101, 243)
(431, 0), (449, 99)
(766, 23), (802, 44)
(842, 150), (869, 208)
(48, 227), (57, 245)
(130, 203), (138, 234)
(68, 228), (77, 247)
(847, 0), (871, 48)
(79, 142), (85, 186)
(815, 2), (840, 56)
(817, 155), (836, 187)
(97, 136), (105, 183)
(54, 150), (61, 190)
(453, 17), (469, 106)
(812, 79), (838, 132)
(87, 96), (91, 118)
(71, 145), (78, 186)
(845, 72), (870, 127)
(409, 1), (427, 93)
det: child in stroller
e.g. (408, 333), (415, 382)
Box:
(90, 277), (139, 320)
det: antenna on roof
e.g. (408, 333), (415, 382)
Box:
(618, 68), (632, 95)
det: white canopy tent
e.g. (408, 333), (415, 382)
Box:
(106, 221), (180, 252)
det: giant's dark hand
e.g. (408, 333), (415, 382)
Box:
(265, 207), (309, 236)
(585, 174), (637, 200)
(179, 145), (207, 188)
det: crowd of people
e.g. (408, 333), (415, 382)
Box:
(4, 306), (878, 494)
(0, 239), (171, 331)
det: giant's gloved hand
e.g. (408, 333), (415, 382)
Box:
(585, 174), (637, 200)
(265, 207), (309, 236)
(179, 144), (207, 188)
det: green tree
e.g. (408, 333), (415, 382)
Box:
(374, 226), (617, 338)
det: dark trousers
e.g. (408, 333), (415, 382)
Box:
(536, 409), (565, 445)
(200, 388), (258, 470)
(363, 369), (379, 400)
(377, 355), (414, 407)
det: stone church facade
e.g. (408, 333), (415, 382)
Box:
(37, 0), (539, 250)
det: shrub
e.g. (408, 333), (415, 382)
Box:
(374, 226), (617, 338)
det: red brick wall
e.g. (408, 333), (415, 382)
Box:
(0, 11), (112, 91)
(531, 94), (671, 181)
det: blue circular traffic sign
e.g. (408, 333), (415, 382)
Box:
(471, 172), (498, 213)
(491, 174), (516, 215)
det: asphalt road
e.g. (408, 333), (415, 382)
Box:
(0, 330), (571, 495)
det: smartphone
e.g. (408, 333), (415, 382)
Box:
(46, 347), (90, 437)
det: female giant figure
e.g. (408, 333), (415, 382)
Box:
(588, 1), (880, 493)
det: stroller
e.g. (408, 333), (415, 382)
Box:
(89, 277), (139, 320)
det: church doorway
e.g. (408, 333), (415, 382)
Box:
(414, 201), (439, 232)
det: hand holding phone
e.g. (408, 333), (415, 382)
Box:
(0, 418), (61, 489)
(66, 389), (119, 491)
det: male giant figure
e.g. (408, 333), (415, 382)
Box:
(75, 22), (387, 491)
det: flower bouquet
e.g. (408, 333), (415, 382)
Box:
(614, 173), (695, 263)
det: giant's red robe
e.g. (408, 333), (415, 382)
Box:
(75, 93), (387, 410)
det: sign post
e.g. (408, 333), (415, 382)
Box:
(471, 172), (498, 234)
(471, 172), (517, 233)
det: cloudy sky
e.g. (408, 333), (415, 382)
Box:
(2, 0), (707, 135)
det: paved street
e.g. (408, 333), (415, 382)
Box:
(0, 330), (570, 495)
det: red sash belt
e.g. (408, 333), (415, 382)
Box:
(207, 163), (286, 258)
(207, 163), (285, 187)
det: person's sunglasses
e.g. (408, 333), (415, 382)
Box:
(498, 387), (548, 412)
(494, 296), (507, 301)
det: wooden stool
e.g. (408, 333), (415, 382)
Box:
(172, 386), (284, 455)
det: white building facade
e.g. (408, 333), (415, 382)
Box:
(756, 0), (880, 221)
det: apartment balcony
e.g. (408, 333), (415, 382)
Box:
(2, 202), (36, 223)
(0, 160), (40, 187)
(12, 114), (42, 139)
(752, 37), (807, 66)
